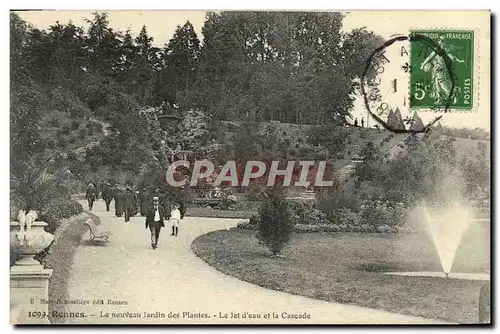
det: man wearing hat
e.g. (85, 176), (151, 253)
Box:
(139, 188), (149, 217)
(101, 182), (114, 212)
(86, 183), (97, 211)
(114, 186), (124, 217)
(145, 197), (166, 249)
(123, 185), (136, 222)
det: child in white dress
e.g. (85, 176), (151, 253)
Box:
(170, 203), (181, 236)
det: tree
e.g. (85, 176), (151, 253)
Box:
(409, 111), (424, 131)
(155, 21), (201, 106)
(10, 160), (69, 212)
(463, 141), (490, 201)
(85, 12), (122, 77)
(256, 186), (293, 256)
(10, 13), (46, 161)
(193, 12), (385, 123)
(128, 25), (157, 104)
(387, 107), (406, 130)
(354, 141), (384, 188)
(306, 124), (348, 160)
(46, 21), (87, 88)
(115, 28), (137, 88)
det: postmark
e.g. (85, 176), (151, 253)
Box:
(409, 30), (474, 110)
(361, 33), (457, 133)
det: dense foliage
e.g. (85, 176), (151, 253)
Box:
(10, 11), (490, 239)
(39, 199), (84, 233)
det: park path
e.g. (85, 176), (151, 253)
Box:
(64, 200), (447, 324)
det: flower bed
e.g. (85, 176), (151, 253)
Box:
(237, 200), (402, 233)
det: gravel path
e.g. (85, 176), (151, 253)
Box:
(63, 200), (448, 324)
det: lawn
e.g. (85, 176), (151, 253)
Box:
(41, 210), (101, 324)
(192, 221), (490, 323)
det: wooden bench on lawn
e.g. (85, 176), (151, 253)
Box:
(84, 218), (110, 242)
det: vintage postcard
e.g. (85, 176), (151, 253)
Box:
(10, 10), (490, 325)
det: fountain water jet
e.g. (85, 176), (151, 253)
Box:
(421, 202), (473, 276)
(382, 204), (489, 281)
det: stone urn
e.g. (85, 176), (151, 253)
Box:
(10, 210), (54, 267)
(10, 210), (54, 324)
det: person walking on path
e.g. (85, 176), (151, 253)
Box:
(86, 183), (97, 211)
(145, 197), (165, 249)
(176, 187), (187, 219)
(114, 187), (124, 217)
(153, 187), (161, 199)
(139, 188), (149, 216)
(132, 190), (140, 216)
(123, 185), (136, 222)
(101, 182), (114, 212)
(170, 203), (181, 236)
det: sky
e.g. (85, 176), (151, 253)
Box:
(14, 10), (490, 130)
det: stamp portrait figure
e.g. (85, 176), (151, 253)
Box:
(420, 35), (465, 105)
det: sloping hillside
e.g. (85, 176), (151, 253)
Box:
(452, 136), (490, 159)
(191, 120), (486, 170)
(40, 110), (107, 161)
(387, 133), (490, 161)
(230, 121), (409, 170)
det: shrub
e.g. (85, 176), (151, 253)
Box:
(48, 117), (61, 128)
(294, 223), (336, 233)
(66, 151), (78, 161)
(237, 217), (258, 230)
(68, 135), (77, 144)
(71, 120), (80, 131)
(78, 128), (87, 140)
(246, 182), (265, 201)
(291, 202), (330, 225)
(256, 187), (293, 256)
(334, 207), (364, 226)
(61, 124), (70, 135)
(152, 141), (161, 151)
(376, 224), (393, 233)
(317, 188), (362, 221)
(249, 214), (260, 226)
(294, 224), (321, 233)
(10, 162), (70, 213)
(298, 146), (312, 158)
(361, 200), (403, 228)
(57, 136), (68, 148)
(385, 189), (404, 203)
(10, 198), (22, 221)
(39, 198), (83, 233)
(93, 122), (103, 133)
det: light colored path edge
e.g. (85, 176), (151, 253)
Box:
(61, 200), (450, 324)
(383, 272), (490, 281)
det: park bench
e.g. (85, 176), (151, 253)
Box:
(84, 219), (110, 242)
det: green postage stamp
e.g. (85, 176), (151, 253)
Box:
(409, 30), (474, 110)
